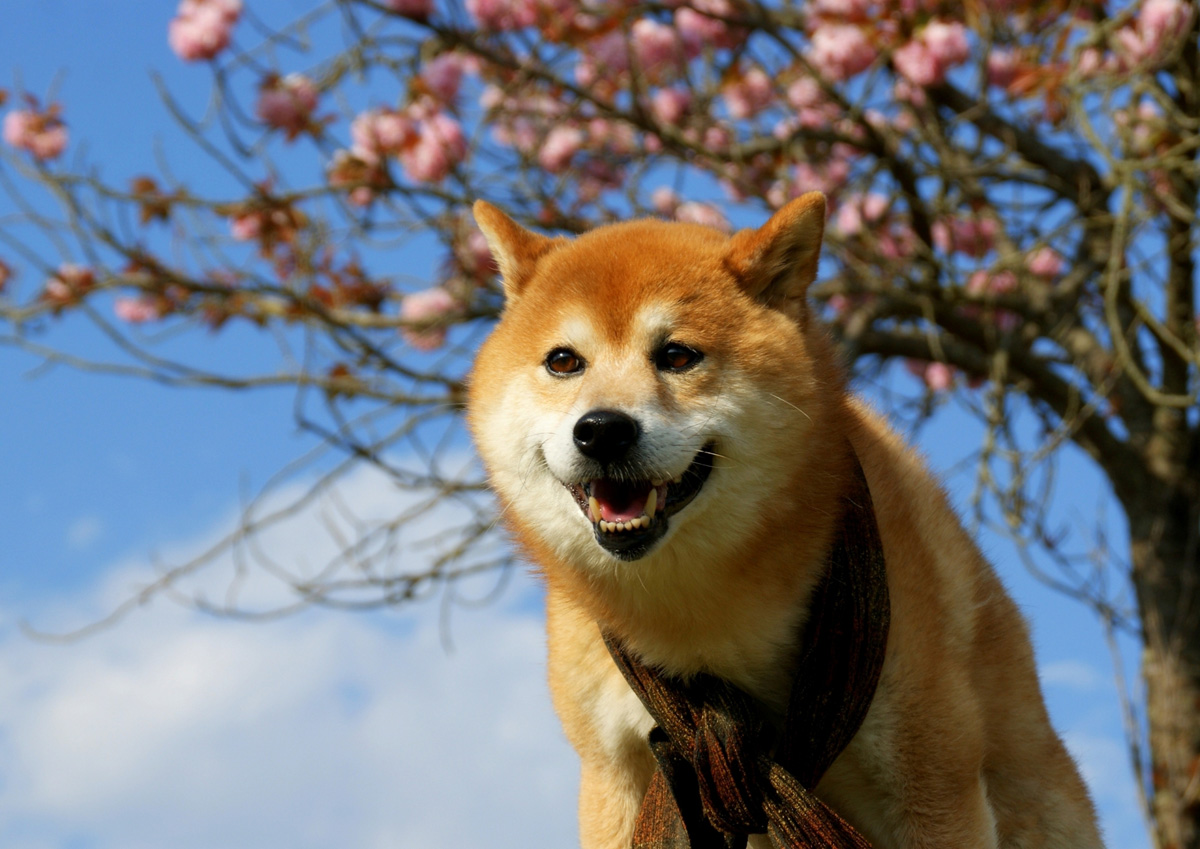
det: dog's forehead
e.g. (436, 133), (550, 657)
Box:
(552, 301), (680, 351)
(518, 220), (736, 344)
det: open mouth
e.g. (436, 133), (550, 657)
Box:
(563, 442), (715, 561)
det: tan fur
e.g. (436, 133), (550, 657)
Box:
(467, 195), (1104, 849)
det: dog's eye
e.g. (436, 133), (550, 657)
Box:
(655, 342), (703, 372)
(545, 347), (584, 376)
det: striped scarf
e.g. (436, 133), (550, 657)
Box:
(603, 455), (889, 848)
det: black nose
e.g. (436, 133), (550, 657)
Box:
(573, 410), (640, 464)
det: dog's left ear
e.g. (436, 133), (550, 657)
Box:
(725, 192), (826, 322)
(473, 200), (564, 304)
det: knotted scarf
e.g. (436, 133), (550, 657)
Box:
(603, 453), (889, 848)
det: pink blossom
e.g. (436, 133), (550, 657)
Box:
(675, 201), (730, 231)
(965, 270), (1020, 331)
(675, 0), (744, 54)
(348, 186), (375, 207)
(1119, 0), (1192, 65)
(386, 0), (434, 18)
(906, 359), (955, 391)
(932, 216), (998, 258)
(923, 362), (954, 391)
(43, 264), (95, 305)
(465, 0), (537, 31)
(422, 53), (470, 103)
(786, 77), (823, 109)
(651, 88), (692, 125)
(790, 154), (851, 197)
(827, 294), (850, 316)
(877, 223), (917, 260)
(1076, 47), (1106, 77)
(812, 0), (871, 17)
(923, 21), (969, 68)
(538, 125), (585, 172)
(702, 124), (733, 151)
(114, 295), (163, 324)
(169, 0), (241, 62)
(986, 48), (1019, 89)
(587, 119), (637, 156)
(787, 78), (837, 129)
(862, 194), (888, 220)
(631, 19), (682, 74)
(894, 20), (970, 86)
(401, 286), (461, 350)
(398, 112), (466, 182)
(3, 107), (68, 160)
(1116, 101), (1165, 155)
(478, 84), (504, 112)
(834, 193), (888, 236)
(1140, 0), (1190, 40)
(230, 213), (262, 241)
(773, 116), (799, 140)
(575, 31), (628, 88)
(892, 39), (939, 86)
(809, 24), (877, 81)
(576, 159), (624, 203)
(255, 74), (319, 138)
(491, 116), (539, 153)
(723, 67), (773, 119)
(326, 150), (388, 206)
(178, 0), (241, 18)
(351, 108), (417, 163)
(1027, 247), (1064, 279)
(893, 77), (928, 107)
(966, 269), (1018, 296)
(461, 229), (497, 279)
(651, 186), (680, 215)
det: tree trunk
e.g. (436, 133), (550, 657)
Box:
(1129, 465), (1200, 849)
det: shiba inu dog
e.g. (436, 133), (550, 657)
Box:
(467, 194), (1103, 848)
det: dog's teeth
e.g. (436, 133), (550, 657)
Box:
(645, 488), (657, 517)
(598, 514), (658, 533)
(589, 496), (602, 523)
(651, 479), (664, 487)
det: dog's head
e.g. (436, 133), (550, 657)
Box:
(467, 194), (833, 574)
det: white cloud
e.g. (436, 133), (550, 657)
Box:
(1064, 730), (1152, 849)
(0, 461), (1151, 849)
(0, 463), (578, 849)
(0, 587), (578, 849)
(1041, 659), (1105, 692)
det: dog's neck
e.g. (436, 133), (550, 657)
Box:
(540, 402), (856, 706)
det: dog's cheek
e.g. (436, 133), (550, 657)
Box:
(540, 408), (586, 483)
(474, 377), (543, 490)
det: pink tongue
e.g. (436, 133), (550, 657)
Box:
(592, 479), (647, 522)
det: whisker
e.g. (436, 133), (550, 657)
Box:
(768, 393), (812, 423)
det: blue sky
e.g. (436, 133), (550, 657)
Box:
(1, 4), (1148, 848)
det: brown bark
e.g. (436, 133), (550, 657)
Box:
(1128, 429), (1200, 849)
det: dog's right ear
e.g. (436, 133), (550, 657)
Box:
(725, 192), (826, 324)
(473, 201), (563, 302)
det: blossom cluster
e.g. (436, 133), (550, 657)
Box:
(2, 102), (67, 161)
(169, 0), (242, 62)
(254, 74), (320, 140)
(91, 0), (1185, 362)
